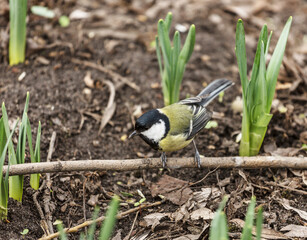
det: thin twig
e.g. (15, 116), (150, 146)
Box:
(125, 211), (139, 240)
(44, 131), (57, 236)
(3, 156), (307, 176)
(82, 177), (88, 236)
(71, 58), (140, 92)
(266, 181), (307, 195)
(189, 167), (219, 187)
(33, 181), (49, 235)
(39, 201), (164, 240)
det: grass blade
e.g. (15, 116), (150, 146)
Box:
(0, 118), (6, 156)
(9, 94), (29, 201)
(179, 25), (195, 64)
(253, 41), (267, 120)
(30, 121), (41, 190)
(9, 0), (27, 65)
(256, 207), (263, 240)
(157, 19), (171, 67)
(99, 195), (120, 240)
(248, 25), (267, 111)
(2, 103), (23, 201)
(87, 207), (100, 240)
(155, 36), (163, 79)
(209, 195), (229, 240)
(56, 222), (68, 240)
(265, 31), (272, 59)
(164, 12), (172, 32)
(266, 16), (292, 112)
(235, 19), (248, 99)
(241, 196), (256, 240)
(0, 120), (18, 220)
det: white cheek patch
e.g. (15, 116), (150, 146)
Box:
(142, 120), (166, 142)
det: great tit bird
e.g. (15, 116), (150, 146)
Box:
(129, 78), (234, 168)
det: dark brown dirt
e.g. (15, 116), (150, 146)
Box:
(0, 0), (306, 239)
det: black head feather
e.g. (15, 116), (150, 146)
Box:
(135, 110), (165, 131)
(134, 109), (170, 150)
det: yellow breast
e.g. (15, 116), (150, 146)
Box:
(159, 134), (193, 152)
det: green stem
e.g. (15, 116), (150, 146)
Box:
(9, 0), (27, 65)
(249, 124), (267, 156)
(239, 100), (250, 156)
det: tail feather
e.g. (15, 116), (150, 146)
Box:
(198, 79), (234, 106)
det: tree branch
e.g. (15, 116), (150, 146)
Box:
(2, 156), (307, 176)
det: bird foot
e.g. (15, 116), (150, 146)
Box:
(194, 150), (201, 168)
(161, 152), (167, 168)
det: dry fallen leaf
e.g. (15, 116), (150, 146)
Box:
(280, 224), (307, 238)
(99, 80), (116, 134)
(279, 198), (307, 221)
(190, 207), (214, 220)
(193, 188), (212, 205)
(150, 175), (193, 205)
(170, 203), (190, 222)
(230, 218), (288, 239)
(173, 234), (200, 240)
(143, 213), (169, 230)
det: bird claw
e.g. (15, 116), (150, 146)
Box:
(161, 152), (167, 168)
(193, 140), (201, 168)
(194, 150), (201, 168)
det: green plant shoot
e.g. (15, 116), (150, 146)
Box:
(235, 17), (292, 156)
(209, 196), (263, 240)
(9, 0), (27, 65)
(0, 117), (18, 220)
(27, 120), (41, 190)
(209, 195), (229, 240)
(156, 12), (196, 106)
(99, 195), (120, 240)
(1, 93), (41, 202)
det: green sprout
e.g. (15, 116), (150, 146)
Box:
(209, 195), (229, 240)
(156, 12), (196, 106)
(0, 93), (41, 203)
(9, 0), (27, 65)
(209, 196), (263, 240)
(235, 17), (292, 156)
(0, 117), (18, 220)
(57, 196), (120, 240)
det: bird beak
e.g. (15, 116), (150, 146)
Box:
(129, 130), (138, 139)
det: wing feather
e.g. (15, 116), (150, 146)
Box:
(179, 100), (212, 140)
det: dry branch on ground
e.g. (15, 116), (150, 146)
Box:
(2, 156), (307, 176)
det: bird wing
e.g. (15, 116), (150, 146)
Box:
(179, 99), (212, 140)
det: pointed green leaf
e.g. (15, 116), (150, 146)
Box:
(99, 195), (120, 240)
(164, 12), (172, 32)
(265, 31), (272, 59)
(252, 41), (267, 123)
(0, 120), (18, 220)
(0, 118), (6, 156)
(157, 19), (171, 67)
(179, 24), (195, 64)
(87, 207), (100, 240)
(209, 196), (229, 240)
(248, 25), (267, 111)
(235, 19), (248, 100)
(155, 36), (163, 79)
(256, 207), (263, 240)
(266, 16), (292, 113)
(241, 196), (256, 240)
(30, 122), (41, 190)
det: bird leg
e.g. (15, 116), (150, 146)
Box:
(193, 140), (201, 168)
(161, 152), (167, 168)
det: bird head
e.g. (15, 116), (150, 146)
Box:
(129, 109), (169, 143)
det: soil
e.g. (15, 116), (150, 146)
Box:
(0, 0), (306, 239)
